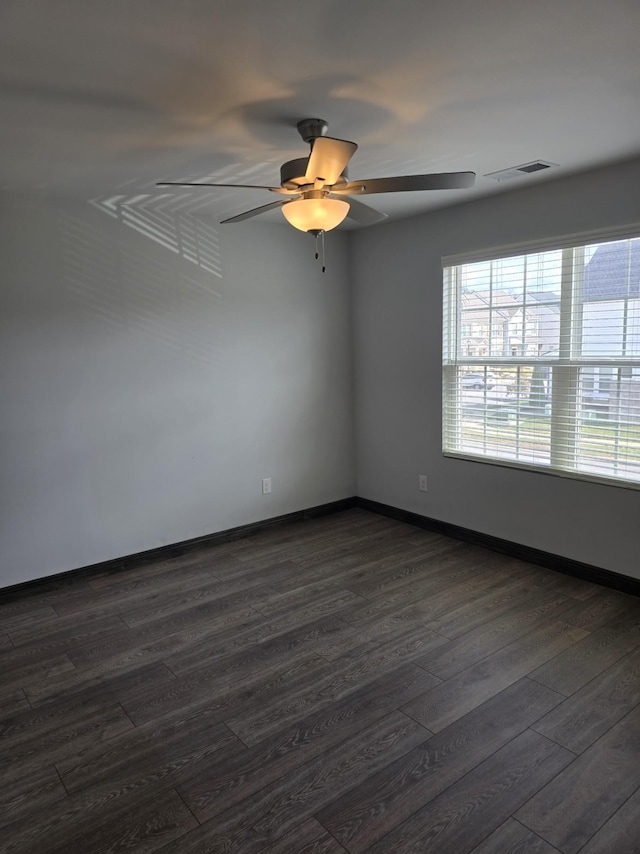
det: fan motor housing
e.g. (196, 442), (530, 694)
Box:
(280, 158), (349, 191)
(296, 118), (329, 143)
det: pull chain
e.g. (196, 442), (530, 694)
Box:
(313, 231), (327, 273)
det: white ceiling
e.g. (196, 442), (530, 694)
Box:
(1, 0), (639, 227)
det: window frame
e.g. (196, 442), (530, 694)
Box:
(442, 225), (640, 491)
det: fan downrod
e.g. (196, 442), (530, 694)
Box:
(296, 118), (329, 144)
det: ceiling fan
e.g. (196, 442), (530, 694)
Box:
(158, 118), (475, 235)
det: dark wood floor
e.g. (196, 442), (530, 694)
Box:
(2, 509), (640, 853)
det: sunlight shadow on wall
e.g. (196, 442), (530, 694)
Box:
(90, 192), (222, 278)
(58, 207), (228, 367)
(59, 210), (125, 330)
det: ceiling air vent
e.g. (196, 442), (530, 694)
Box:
(484, 161), (557, 182)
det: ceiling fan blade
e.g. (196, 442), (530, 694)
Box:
(157, 182), (292, 195)
(336, 171), (476, 195)
(341, 196), (389, 226)
(304, 137), (358, 185)
(220, 200), (288, 224)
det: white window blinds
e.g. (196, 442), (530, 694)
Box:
(442, 232), (640, 488)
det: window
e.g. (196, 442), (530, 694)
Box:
(443, 230), (640, 488)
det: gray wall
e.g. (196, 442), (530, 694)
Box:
(3, 158), (639, 591)
(352, 158), (640, 578)
(0, 193), (355, 588)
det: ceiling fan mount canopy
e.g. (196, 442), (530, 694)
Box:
(296, 117), (329, 144)
(157, 118), (475, 231)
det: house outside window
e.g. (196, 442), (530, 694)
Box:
(443, 231), (640, 488)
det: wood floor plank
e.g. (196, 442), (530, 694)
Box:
(0, 651), (77, 694)
(0, 604), (59, 635)
(63, 787), (198, 854)
(1, 509), (640, 853)
(67, 601), (261, 667)
(0, 701), (135, 783)
(117, 575), (276, 628)
(25, 659), (177, 708)
(258, 819), (348, 853)
(365, 730), (573, 854)
(174, 558), (301, 596)
(58, 715), (239, 798)
(51, 558), (271, 619)
(400, 620), (588, 732)
(223, 510), (385, 564)
(5, 613), (128, 657)
(249, 587), (366, 625)
(225, 625), (445, 746)
(1, 693), (130, 746)
(427, 577), (570, 639)
(531, 644), (640, 753)
(466, 557), (561, 590)
(0, 686), (30, 718)
(285, 545), (428, 586)
(558, 588), (638, 631)
(359, 559), (499, 608)
(316, 677), (563, 852)
(65, 604), (261, 669)
(528, 619), (640, 696)
(313, 600), (449, 661)
(322, 541), (451, 591)
(336, 577), (481, 628)
(87, 548), (244, 590)
(177, 663), (438, 822)
(130, 587), (264, 638)
(579, 785), (640, 853)
(468, 818), (561, 853)
(414, 590), (576, 681)
(2, 785), (197, 854)
(0, 722), (233, 853)
(0, 764), (67, 832)
(343, 540), (470, 598)
(157, 711), (429, 854)
(291, 530), (424, 571)
(163, 615), (348, 689)
(0, 585), (76, 612)
(121, 650), (331, 726)
(157, 609), (338, 677)
(516, 703), (640, 853)
(232, 527), (404, 578)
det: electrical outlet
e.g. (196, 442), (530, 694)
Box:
(419, 474), (428, 492)
(262, 477), (272, 495)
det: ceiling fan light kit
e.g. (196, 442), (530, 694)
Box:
(281, 193), (350, 234)
(157, 118), (475, 265)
